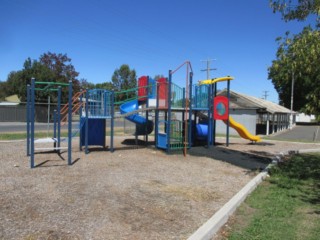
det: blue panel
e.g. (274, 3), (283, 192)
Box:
(148, 78), (156, 99)
(157, 133), (167, 149)
(81, 118), (105, 147)
(195, 123), (208, 140)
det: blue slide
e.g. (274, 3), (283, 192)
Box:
(120, 99), (153, 135)
(195, 123), (208, 140)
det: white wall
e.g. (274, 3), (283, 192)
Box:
(215, 109), (257, 135)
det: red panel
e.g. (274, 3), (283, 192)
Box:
(157, 77), (168, 109)
(138, 76), (148, 101)
(214, 96), (229, 120)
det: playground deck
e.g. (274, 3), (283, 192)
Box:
(1, 137), (319, 239)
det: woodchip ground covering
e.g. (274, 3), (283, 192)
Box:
(1, 136), (319, 240)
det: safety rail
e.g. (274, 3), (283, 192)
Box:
(114, 84), (154, 105)
(60, 90), (86, 115)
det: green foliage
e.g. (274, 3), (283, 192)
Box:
(269, 0), (320, 25)
(268, 27), (320, 118)
(95, 81), (113, 90)
(80, 78), (95, 90)
(0, 81), (9, 101)
(270, 153), (320, 180)
(228, 153), (320, 240)
(111, 64), (137, 101)
(3, 52), (80, 103)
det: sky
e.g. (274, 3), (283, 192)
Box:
(0, 0), (315, 103)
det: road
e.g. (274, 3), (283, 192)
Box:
(270, 124), (320, 142)
(0, 120), (127, 133)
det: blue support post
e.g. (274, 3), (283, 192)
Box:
(110, 91), (114, 152)
(155, 82), (159, 146)
(67, 80), (72, 165)
(182, 87), (186, 147)
(210, 84), (214, 146)
(85, 89), (89, 154)
(188, 72), (193, 147)
(167, 70), (172, 152)
(57, 86), (61, 151)
(79, 89), (83, 151)
(146, 76), (149, 144)
(226, 80), (230, 147)
(207, 83), (212, 148)
(30, 78), (35, 168)
(53, 110), (57, 150)
(26, 84), (30, 156)
(212, 83), (217, 145)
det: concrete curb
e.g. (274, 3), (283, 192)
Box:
(188, 170), (269, 240)
(188, 148), (320, 240)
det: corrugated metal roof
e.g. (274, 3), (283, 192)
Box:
(218, 89), (293, 114)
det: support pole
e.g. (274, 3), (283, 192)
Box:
(207, 83), (212, 148)
(53, 110), (57, 150)
(110, 91), (114, 152)
(213, 83), (217, 145)
(67, 80), (72, 165)
(27, 84), (30, 156)
(188, 72), (193, 148)
(30, 78), (35, 168)
(85, 89), (89, 154)
(226, 80), (230, 147)
(57, 87), (61, 152)
(167, 70), (172, 152)
(155, 82), (159, 146)
(79, 89), (83, 151)
(145, 76), (149, 145)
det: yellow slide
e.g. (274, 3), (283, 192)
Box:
(223, 116), (261, 142)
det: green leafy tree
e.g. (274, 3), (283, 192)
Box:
(154, 74), (165, 80)
(95, 82), (113, 90)
(39, 52), (80, 101)
(268, 27), (320, 119)
(80, 78), (95, 90)
(4, 52), (80, 103)
(0, 81), (8, 101)
(270, 0), (320, 23)
(111, 64), (137, 102)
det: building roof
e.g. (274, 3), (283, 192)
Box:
(5, 94), (21, 103)
(218, 89), (292, 114)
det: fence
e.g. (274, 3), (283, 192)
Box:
(0, 104), (56, 122)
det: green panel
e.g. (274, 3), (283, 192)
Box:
(169, 120), (184, 149)
(193, 84), (209, 109)
(171, 83), (184, 109)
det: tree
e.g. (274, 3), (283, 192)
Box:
(0, 81), (8, 101)
(39, 52), (80, 100)
(111, 64), (137, 102)
(3, 52), (80, 103)
(268, 27), (320, 119)
(80, 78), (95, 90)
(95, 82), (113, 90)
(269, 0), (320, 25)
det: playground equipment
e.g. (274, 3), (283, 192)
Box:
(198, 76), (261, 144)
(27, 78), (73, 168)
(80, 88), (114, 153)
(26, 61), (261, 168)
(225, 117), (261, 142)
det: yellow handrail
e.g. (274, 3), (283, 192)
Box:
(198, 76), (234, 85)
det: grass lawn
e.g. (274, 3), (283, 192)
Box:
(222, 153), (320, 240)
(0, 132), (69, 141)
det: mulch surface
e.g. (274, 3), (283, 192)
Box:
(1, 136), (318, 239)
